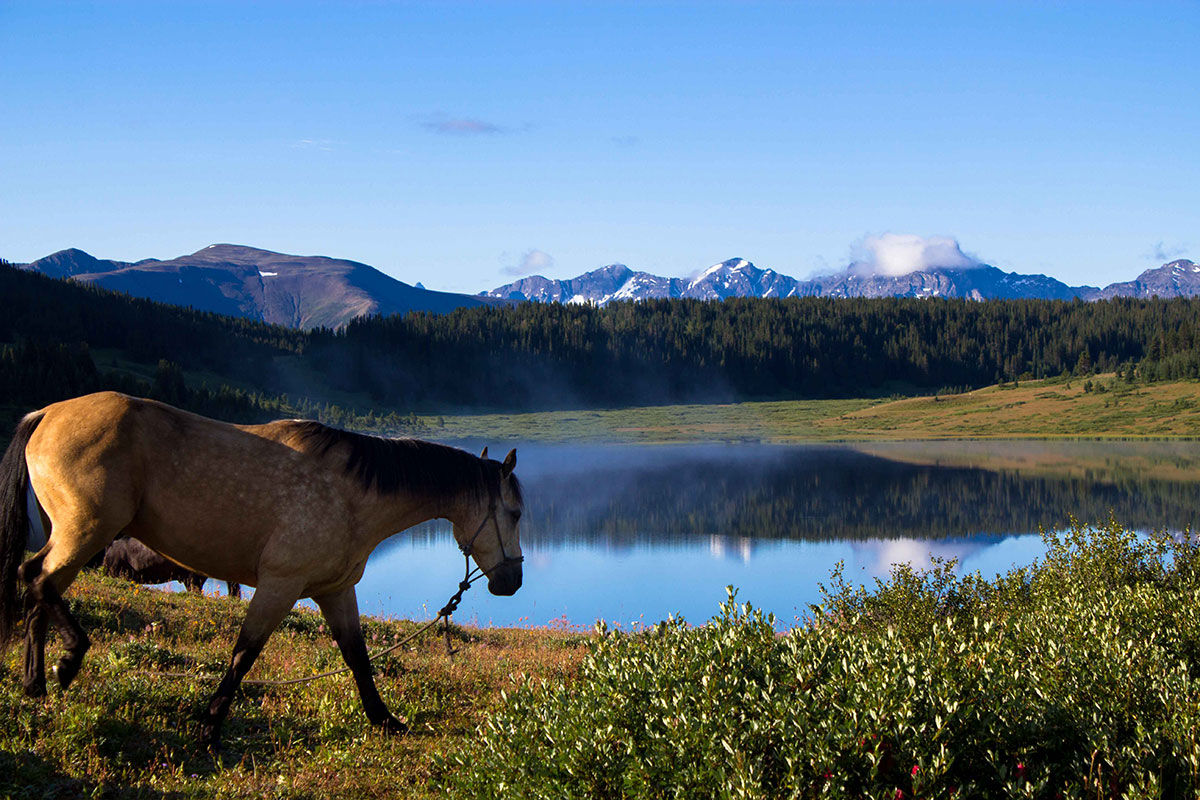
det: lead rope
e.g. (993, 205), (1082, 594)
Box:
(137, 500), (521, 688)
(244, 547), (499, 687)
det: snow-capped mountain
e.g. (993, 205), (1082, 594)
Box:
(485, 258), (803, 304)
(1095, 260), (1200, 299)
(682, 258), (802, 300)
(797, 264), (1091, 301)
(486, 258), (1104, 304)
(485, 264), (685, 304)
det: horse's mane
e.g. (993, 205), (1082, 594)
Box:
(284, 420), (522, 505)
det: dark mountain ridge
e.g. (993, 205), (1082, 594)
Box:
(19, 244), (496, 329)
(16, 244), (1199, 327)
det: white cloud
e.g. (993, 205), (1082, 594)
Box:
(851, 233), (979, 276)
(504, 249), (555, 277)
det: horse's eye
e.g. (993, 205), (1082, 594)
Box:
(511, 509), (522, 522)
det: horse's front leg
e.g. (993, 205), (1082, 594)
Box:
(200, 580), (301, 750)
(313, 586), (408, 734)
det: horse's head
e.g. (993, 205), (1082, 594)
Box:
(455, 447), (523, 597)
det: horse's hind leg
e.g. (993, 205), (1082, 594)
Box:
(314, 586), (407, 734)
(17, 549), (50, 696)
(21, 591), (48, 697)
(16, 548), (88, 695)
(21, 527), (117, 693)
(29, 570), (91, 690)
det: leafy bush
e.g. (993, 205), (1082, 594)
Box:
(440, 519), (1200, 798)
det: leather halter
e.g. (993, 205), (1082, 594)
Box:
(458, 484), (523, 568)
(436, 482), (524, 634)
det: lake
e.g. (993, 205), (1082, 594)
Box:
(354, 440), (1200, 629)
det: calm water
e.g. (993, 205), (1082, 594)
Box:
(354, 441), (1200, 629)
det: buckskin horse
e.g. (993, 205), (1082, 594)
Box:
(0, 391), (523, 749)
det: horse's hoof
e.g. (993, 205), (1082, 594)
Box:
(54, 659), (82, 690)
(23, 680), (47, 698)
(376, 715), (409, 736)
(198, 724), (222, 752)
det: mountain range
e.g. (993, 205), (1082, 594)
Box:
(16, 244), (497, 329)
(485, 257), (1200, 305)
(12, 245), (1200, 330)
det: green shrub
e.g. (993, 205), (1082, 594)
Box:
(440, 519), (1200, 799)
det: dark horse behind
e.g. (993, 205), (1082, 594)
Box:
(102, 536), (242, 598)
(0, 392), (524, 749)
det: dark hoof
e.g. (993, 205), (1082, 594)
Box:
(23, 679), (47, 698)
(54, 658), (83, 691)
(199, 723), (222, 752)
(375, 715), (409, 735)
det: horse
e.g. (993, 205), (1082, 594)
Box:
(0, 391), (524, 749)
(102, 536), (242, 598)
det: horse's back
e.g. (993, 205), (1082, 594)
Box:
(25, 393), (350, 588)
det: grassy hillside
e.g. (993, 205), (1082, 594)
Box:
(824, 374), (1200, 439)
(427, 375), (1200, 443)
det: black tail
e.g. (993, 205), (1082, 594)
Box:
(0, 411), (44, 649)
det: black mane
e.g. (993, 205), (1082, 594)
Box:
(288, 421), (522, 505)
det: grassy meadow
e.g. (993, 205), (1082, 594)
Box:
(7, 522), (1200, 797)
(425, 376), (1200, 444)
(0, 572), (586, 799)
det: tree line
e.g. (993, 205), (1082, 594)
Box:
(324, 295), (1200, 409)
(2, 261), (1199, 422)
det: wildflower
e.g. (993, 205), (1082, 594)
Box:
(911, 764), (919, 777)
(1016, 761), (1026, 779)
(893, 790), (904, 800)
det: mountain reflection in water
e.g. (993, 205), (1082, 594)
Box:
(359, 441), (1200, 627)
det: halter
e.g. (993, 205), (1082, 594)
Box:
(435, 485), (524, 653)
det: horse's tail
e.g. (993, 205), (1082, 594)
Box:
(0, 411), (45, 649)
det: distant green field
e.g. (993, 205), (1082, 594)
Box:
(427, 375), (1200, 443)
(423, 397), (884, 443)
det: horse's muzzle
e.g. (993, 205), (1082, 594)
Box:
(487, 560), (523, 596)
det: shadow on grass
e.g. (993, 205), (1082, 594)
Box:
(0, 748), (100, 799)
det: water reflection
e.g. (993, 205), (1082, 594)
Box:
(359, 441), (1200, 628)
(357, 526), (1043, 629)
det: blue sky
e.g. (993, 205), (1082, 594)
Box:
(1, 1), (1196, 293)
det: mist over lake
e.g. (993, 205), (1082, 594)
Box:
(356, 440), (1200, 628)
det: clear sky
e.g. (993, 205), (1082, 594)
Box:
(1, 1), (1196, 293)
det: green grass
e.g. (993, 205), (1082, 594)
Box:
(820, 375), (1200, 440)
(8, 522), (1200, 797)
(0, 573), (586, 799)
(423, 397), (884, 444)
(444, 520), (1200, 799)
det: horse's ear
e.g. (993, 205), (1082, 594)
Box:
(501, 448), (517, 478)
(480, 446), (489, 460)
